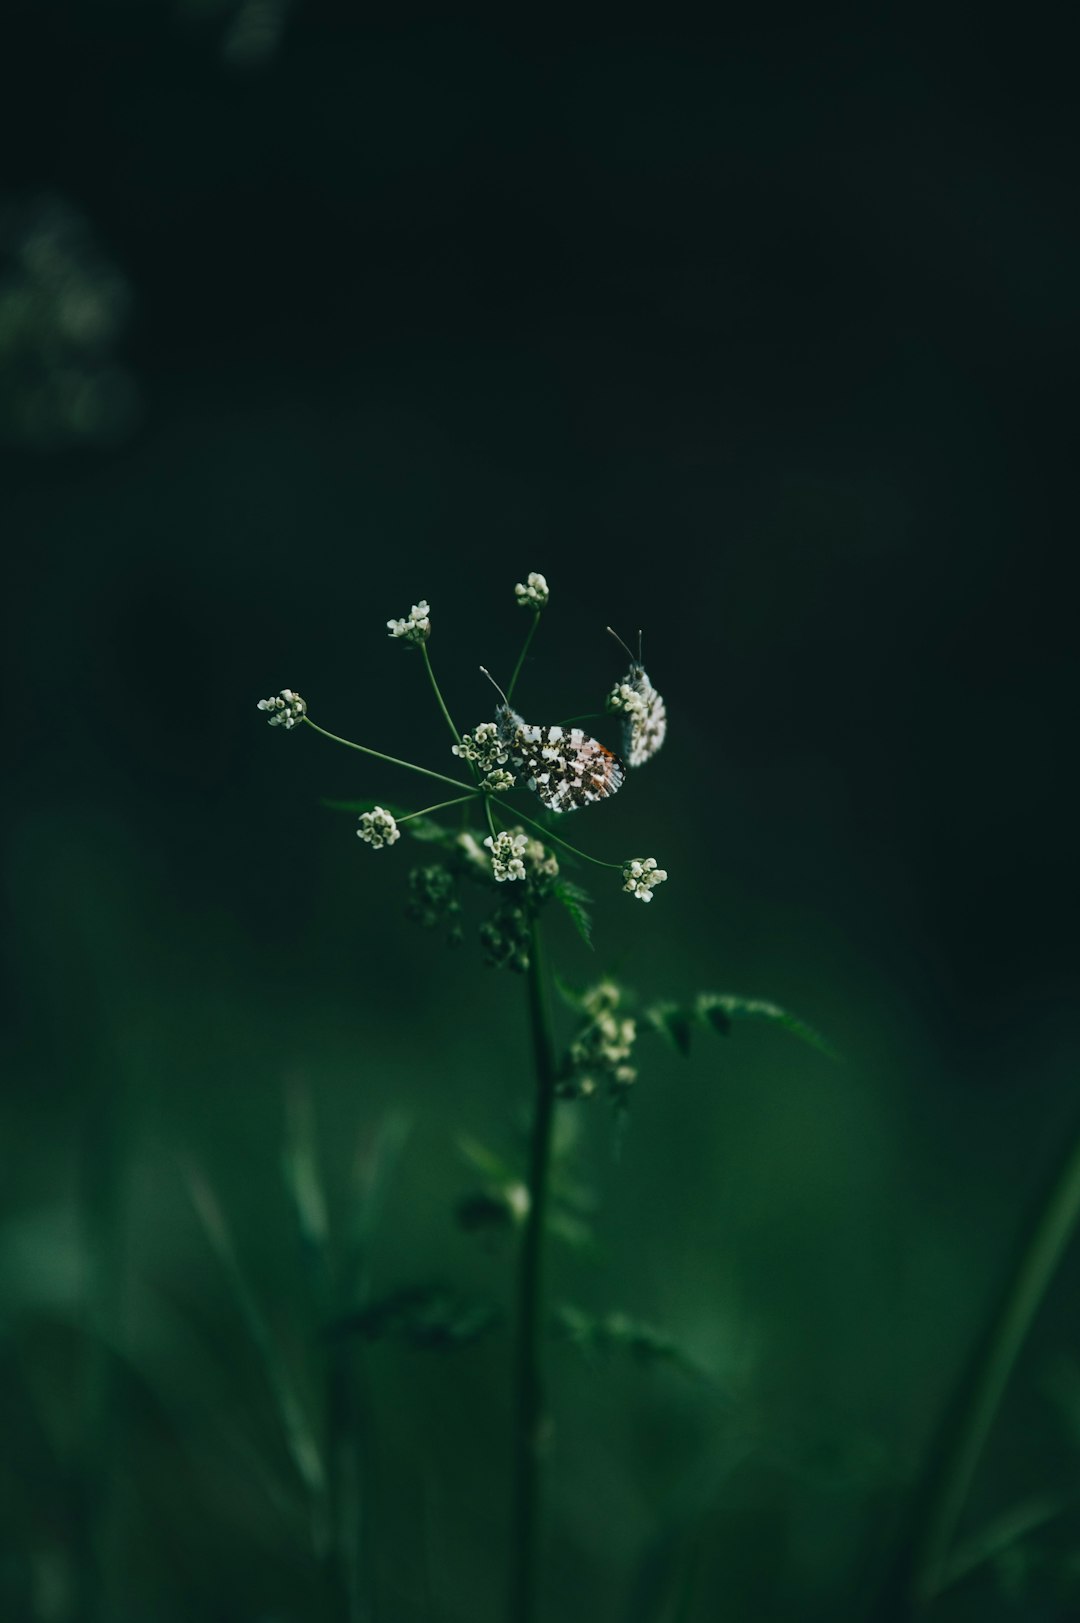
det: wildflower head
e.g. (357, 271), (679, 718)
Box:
(514, 572), (549, 611)
(563, 979), (638, 1098)
(521, 833), (558, 880)
(452, 721), (510, 773)
(387, 600), (431, 646)
(257, 689), (307, 729)
(485, 830), (529, 883)
(357, 806), (401, 849)
(622, 857), (668, 902)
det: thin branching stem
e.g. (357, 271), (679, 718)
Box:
(506, 611), (541, 704)
(420, 643), (463, 748)
(302, 718), (474, 792)
(398, 794), (479, 823)
(490, 798), (623, 870)
(483, 795), (499, 841)
(510, 912), (558, 1623)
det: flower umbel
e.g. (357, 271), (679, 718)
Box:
(257, 689), (307, 728)
(563, 979), (638, 1098)
(622, 857), (668, 902)
(485, 830), (529, 882)
(387, 600), (432, 645)
(358, 806), (401, 849)
(453, 721), (510, 772)
(514, 572), (549, 610)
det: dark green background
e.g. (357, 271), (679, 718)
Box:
(3, 6), (1079, 1620)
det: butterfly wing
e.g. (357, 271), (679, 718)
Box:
(619, 663), (667, 767)
(510, 721), (625, 814)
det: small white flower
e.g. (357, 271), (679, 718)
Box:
(357, 806), (401, 849)
(567, 979), (639, 1096)
(387, 600), (431, 645)
(257, 688), (307, 728)
(522, 833), (558, 878)
(606, 681), (648, 722)
(622, 857), (668, 902)
(480, 768), (517, 793)
(452, 721), (510, 772)
(485, 830), (529, 882)
(514, 572), (549, 610)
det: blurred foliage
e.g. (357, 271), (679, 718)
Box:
(2, 3), (1080, 1621)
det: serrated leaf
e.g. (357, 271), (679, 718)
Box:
(644, 1001), (694, 1057)
(694, 994), (837, 1060)
(552, 879), (594, 949)
(329, 1284), (500, 1350)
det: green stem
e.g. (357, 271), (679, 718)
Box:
(483, 795), (499, 842)
(490, 799), (623, 870)
(506, 611), (541, 704)
(303, 718), (473, 793)
(398, 794), (479, 823)
(904, 1120), (1080, 1610)
(420, 644), (463, 748)
(510, 913), (558, 1623)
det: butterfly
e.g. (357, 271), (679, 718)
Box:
(480, 668), (625, 813)
(607, 628), (667, 768)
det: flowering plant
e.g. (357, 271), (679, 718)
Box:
(256, 576), (827, 1622)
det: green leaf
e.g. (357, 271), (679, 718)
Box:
(184, 1162), (327, 1503)
(552, 879), (594, 949)
(694, 993), (838, 1060)
(939, 1494), (1061, 1594)
(644, 1001), (694, 1057)
(553, 1303), (709, 1382)
(329, 1285), (501, 1350)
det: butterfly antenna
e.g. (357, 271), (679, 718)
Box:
(479, 665), (510, 707)
(606, 626), (637, 664)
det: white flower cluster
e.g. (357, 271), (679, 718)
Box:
(357, 806), (401, 849)
(522, 833), (558, 878)
(387, 600), (431, 645)
(257, 689), (307, 728)
(514, 571), (549, 610)
(622, 857), (667, 902)
(569, 980), (638, 1094)
(452, 721), (510, 771)
(607, 681), (647, 722)
(485, 830), (529, 882)
(481, 826), (558, 883)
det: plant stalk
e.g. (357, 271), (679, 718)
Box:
(885, 1116), (1080, 1616)
(510, 913), (559, 1623)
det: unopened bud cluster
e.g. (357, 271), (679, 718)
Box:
(479, 899), (531, 973)
(387, 600), (432, 645)
(257, 689), (307, 729)
(514, 571), (549, 610)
